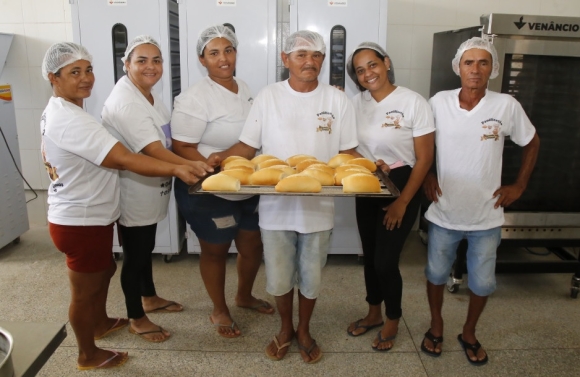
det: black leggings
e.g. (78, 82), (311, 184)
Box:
(355, 166), (421, 320)
(119, 223), (158, 319)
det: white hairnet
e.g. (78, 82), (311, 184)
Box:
(42, 42), (92, 80)
(196, 25), (238, 56)
(283, 30), (326, 55)
(122, 35), (162, 73)
(452, 37), (500, 79)
(346, 42), (395, 88)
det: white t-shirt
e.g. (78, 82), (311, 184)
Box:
(101, 75), (172, 227)
(239, 80), (358, 233)
(425, 89), (537, 231)
(353, 86), (435, 167)
(171, 76), (254, 201)
(41, 97), (120, 226)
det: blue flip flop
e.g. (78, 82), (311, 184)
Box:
(347, 319), (384, 337)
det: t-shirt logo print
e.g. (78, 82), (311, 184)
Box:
(481, 120), (501, 141)
(382, 110), (404, 129)
(316, 112), (334, 134)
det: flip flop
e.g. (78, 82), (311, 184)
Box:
(238, 299), (275, 314)
(265, 335), (292, 361)
(372, 330), (397, 352)
(145, 301), (183, 313)
(77, 351), (129, 370)
(129, 325), (170, 343)
(94, 318), (128, 340)
(457, 334), (489, 366)
(421, 329), (443, 357)
(297, 339), (322, 364)
(209, 316), (241, 338)
(347, 319), (384, 337)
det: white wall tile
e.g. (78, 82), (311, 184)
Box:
(21, 0), (65, 23)
(496, 0), (541, 16)
(540, 0), (580, 16)
(63, 0), (72, 23)
(386, 24), (413, 70)
(413, 0), (457, 26)
(387, 0), (414, 26)
(64, 22), (73, 42)
(411, 25), (455, 70)
(14, 108), (38, 150)
(0, 0), (24, 24)
(23, 23), (68, 67)
(409, 68), (431, 100)
(0, 66), (31, 109)
(28, 66), (52, 109)
(393, 67), (410, 88)
(455, 0), (500, 28)
(19, 148), (42, 188)
(0, 24), (28, 67)
(25, 189), (48, 226)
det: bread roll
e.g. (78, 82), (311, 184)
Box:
(335, 164), (371, 173)
(296, 159), (325, 172)
(220, 155), (245, 169)
(267, 165), (297, 176)
(258, 158), (288, 169)
(334, 169), (373, 185)
(248, 168), (286, 185)
(223, 159), (256, 171)
(251, 154), (277, 165)
(328, 153), (355, 168)
(342, 173), (381, 193)
(222, 165), (254, 174)
(286, 154), (316, 167)
(348, 158), (377, 172)
(275, 175), (322, 193)
(300, 168), (334, 186)
(219, 169), (252, 185)
(306, 163), (334, 176)
(202, 174), (241, 192)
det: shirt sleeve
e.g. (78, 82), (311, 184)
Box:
(170, 91), (208, 143)
(238, 93), (264, 150)
(506, 97), (536, 147)
(338, 95), (359, 151)
(411, 95), (436, 137)
(113, 103), (162, 153)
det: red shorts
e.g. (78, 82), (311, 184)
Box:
(49, 222), (115, 273)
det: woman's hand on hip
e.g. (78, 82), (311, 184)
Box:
(383, 198), (407, 230)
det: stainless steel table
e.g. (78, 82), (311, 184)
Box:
(0, 322), (66, 377)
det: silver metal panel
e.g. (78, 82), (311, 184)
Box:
(0, 33), (13, 77)
(481, 13), (580, 38)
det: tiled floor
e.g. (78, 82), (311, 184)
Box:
(1, 201), (579, 376)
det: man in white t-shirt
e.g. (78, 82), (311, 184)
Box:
(420, 37), (540, 365)
(210, 30), (358, 363)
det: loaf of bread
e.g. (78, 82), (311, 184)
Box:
(202, 173), (241, 192)
(223, 159), (256, 171)
(219, 169), (252, 185)
(251, 154), (277, 165)
(286, 154), (316, 167)
(275, 174), (322, 193)
(248, 168), (286, 185)
(348, 158), (377, 172)
(258, 158), (288, 169)
(335, 164), (371, 173)
(306, 163), (334, 176)
(334, 169), (373, 185)
(300, 168), (334, 186)
(220, 155), (245, 169)
(328, 153), (355, 168)
(267, 165), (297, 176)
(296, 159), (325, 172)
(342, 173), (381, 193)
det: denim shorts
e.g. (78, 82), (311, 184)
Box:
(261, 229), (332, 299)
(174, 178), (259, 244)
(425, 222), (501, 296)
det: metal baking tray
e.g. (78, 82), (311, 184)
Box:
(188, 169), (400, 198)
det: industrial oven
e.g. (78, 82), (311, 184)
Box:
(428, 13), (580, 297)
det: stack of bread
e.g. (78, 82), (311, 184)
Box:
(201, 153), (382, 194)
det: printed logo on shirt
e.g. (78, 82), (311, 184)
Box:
(316, 111), (335, 134)
(382, 110), (404, 129)
(480, 118), (502, 141)
(160, 180), (172, 197)
(248, 97), (254, 105)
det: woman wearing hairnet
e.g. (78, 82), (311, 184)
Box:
(344, 42), (435, 351)
(40, 42), (209, 370)
(171, 25), (274, 339)
(101, 36), (211, 342)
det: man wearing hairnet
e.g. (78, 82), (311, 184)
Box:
(421, 37), (540, 365)
(210, 30), (358, 363)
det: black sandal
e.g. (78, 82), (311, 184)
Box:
(457, 334), (489, 366)
(420, 329), (443, 357)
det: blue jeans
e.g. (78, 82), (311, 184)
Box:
(425, 222), (501, 296)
